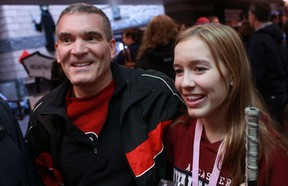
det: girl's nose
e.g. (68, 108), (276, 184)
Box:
(181, 71), (196, 88)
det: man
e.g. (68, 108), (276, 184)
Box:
(247, 0), (288, 125)
(25, 3), (185, 186)
(0, 100), (43, 186)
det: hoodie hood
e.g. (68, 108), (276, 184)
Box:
(257, 23), (283, 44)
(142, 42), (174, 63)
(135, 42), (175, 79)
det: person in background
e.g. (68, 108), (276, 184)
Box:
(0, 100), (43, 186)
(176, 21), (187, 33)
(135, 15), (178, 79)
(113, 27), (142, 68)
(33, 5), (56, 52)
(194, 16), (210, 25)
(270, 12), (280, 25)
(165, 24), (288, 186)
(208, 15), (220, 24)
(247, 0), (288, 126)
(238, 20), (254, 48)
(25, 3), (185, 186)
(50, 60), (66, 90)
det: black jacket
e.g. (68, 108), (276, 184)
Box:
(114, 43), (140, 65)
(25, 63), (186, 186)
(247, 23), (288, 97)
(247, 23), (288, 122)
(135, 42), (175, 79)
(0, 100), (43, 186)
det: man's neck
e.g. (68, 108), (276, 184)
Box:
(254, 21), (272, 32)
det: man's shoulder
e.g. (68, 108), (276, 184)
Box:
(249, 31), (274, 48)
(0, 100), (17, 123)
(251, 31), (271, 41)
(32, 85), (65, 113)
(0, 100), (9, 112)
(130, 67), (175, 87)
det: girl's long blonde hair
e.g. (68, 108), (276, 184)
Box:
(175, 24), (288, 185)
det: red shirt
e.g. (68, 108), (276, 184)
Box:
(165, 117), (288, 186)
(66, 80), (115, 137)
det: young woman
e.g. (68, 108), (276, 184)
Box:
(135, 15), (179, 79)
(165, 24), (288, 186)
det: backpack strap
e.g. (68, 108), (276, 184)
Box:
(122, 48), (135, 68)
(122, 48), (132, 63)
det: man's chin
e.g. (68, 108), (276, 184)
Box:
(70, 79), (91, 86)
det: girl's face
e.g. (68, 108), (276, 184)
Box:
(174, 36), (232, 119)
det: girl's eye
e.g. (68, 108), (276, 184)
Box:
(194, 67), (207, 72)
(174, 68), (183, 74)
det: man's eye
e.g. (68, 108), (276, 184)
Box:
(61, 37), (72, 43)
(87, 36), (97, 41)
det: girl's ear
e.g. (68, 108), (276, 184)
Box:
(230, 77), (234, 86)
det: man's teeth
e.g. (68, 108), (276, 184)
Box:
(74, 63), (90, 67)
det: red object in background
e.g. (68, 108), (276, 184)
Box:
(20, 51), (55, 80)
(195, 17), (210, 25)
(19, 50), (30, 62)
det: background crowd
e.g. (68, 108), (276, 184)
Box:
(1, 0), (288, 186)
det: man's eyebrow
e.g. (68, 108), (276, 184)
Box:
(57, 32), (71, 38)
(86, 31), (104, 38)
(57, 31), (104, 39)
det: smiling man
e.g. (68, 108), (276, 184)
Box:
(24, 3), (185, 186)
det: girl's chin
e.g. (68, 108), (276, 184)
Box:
(187, 109), (205, 118)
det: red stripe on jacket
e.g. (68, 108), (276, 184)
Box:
(126, 120), (172, 177)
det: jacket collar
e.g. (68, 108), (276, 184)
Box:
(34, 63), (128, 114)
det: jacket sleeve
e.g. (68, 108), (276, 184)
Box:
(25, 110), (63, 185)
(143, 74), (186, 127)
(25, 109), (51, 157)
(0, 100), (25, 148)
(247, 36), (267, 85)
(122, 72), (186, 185)
(0, 100), (43, 186)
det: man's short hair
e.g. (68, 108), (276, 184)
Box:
(56, 3), (113, 41)
(249, 0), (271, 22)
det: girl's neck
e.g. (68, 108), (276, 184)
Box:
(199, 114), (226, 143)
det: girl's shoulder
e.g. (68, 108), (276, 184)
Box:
(167, 115), (196, 136)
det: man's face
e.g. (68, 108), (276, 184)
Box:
(248, 11), (255, 27)
(55, 13), (115, 97)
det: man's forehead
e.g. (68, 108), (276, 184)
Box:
(57, 13), (104, 32)
(59, 13), (103, 22)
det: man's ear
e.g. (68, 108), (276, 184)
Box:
(110, 39), (116, 59)
(55, 42), (61, 64)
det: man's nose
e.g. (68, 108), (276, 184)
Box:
(71, 39), (88, 55)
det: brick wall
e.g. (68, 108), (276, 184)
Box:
(0, 5), (64, 81)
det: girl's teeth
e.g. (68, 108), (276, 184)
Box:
(187, 95), (204, 101)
